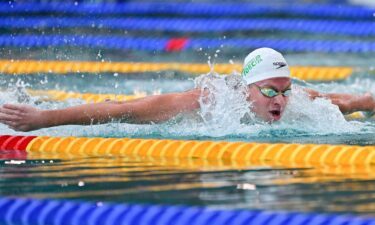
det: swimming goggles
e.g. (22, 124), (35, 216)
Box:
(254, 84), (292, 98)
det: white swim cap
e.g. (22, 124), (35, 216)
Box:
(241, 48), (291, 85)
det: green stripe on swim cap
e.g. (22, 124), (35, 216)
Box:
(241, 54), (262, 77)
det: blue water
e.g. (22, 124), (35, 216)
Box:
(1, 0), (375, 217)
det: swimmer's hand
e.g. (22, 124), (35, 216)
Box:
(0, 104), (45, 132)
(305, 89), (375, 115)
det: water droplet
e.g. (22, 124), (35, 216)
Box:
(40, 76), (48, 85)
(4, 160), (26, 165)
(237, 183), (256, 190)
(97, 50), (102, 59)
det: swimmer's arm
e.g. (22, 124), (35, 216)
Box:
(0, 89), (201, 132)
(304, 88), (375, 114)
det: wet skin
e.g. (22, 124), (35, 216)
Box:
(246, 77), (291, 122)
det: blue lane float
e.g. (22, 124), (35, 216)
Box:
(0, 197), (373, 225)
(2, 17), (375, 37)
(0, 2), (373, 19)
(1, 35), (375, 53)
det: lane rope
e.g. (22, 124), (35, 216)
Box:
(27, 89), (146, 103)
(0, 35), (374, 53)
(0, 197), (373, 225)
(2, 17), (375, 36)
(1, 135), (374, 166)
(0, 2), (373, 19)
(0, 60), (354, 81)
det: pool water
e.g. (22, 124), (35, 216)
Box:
(1, 0), (375, 218)
(1, 70), (375, 215)
(1, 154), (375, 215)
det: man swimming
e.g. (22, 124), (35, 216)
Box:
(0, 48), (374, 132)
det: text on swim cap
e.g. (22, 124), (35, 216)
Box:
(241, 55), (262, 77)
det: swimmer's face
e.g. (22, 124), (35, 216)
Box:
(246, 77), (291, 122)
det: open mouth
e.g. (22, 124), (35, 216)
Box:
(270, 110), (281, 117)
(269, 110), (282, 120)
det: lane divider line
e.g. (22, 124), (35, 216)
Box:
(0, 135), (374, 166)
(0, 60), (354, 81)
(0, 196), (373, 225)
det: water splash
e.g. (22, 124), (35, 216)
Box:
(281, 86), (366, 134)
(159, 73), (373, 141)
(0, 72), (374, 144)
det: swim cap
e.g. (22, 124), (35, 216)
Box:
(241, 48), (291, 85)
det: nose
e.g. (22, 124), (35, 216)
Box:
(271, 94), (287, 106)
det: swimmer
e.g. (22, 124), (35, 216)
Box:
(0, 48), (374, 132)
